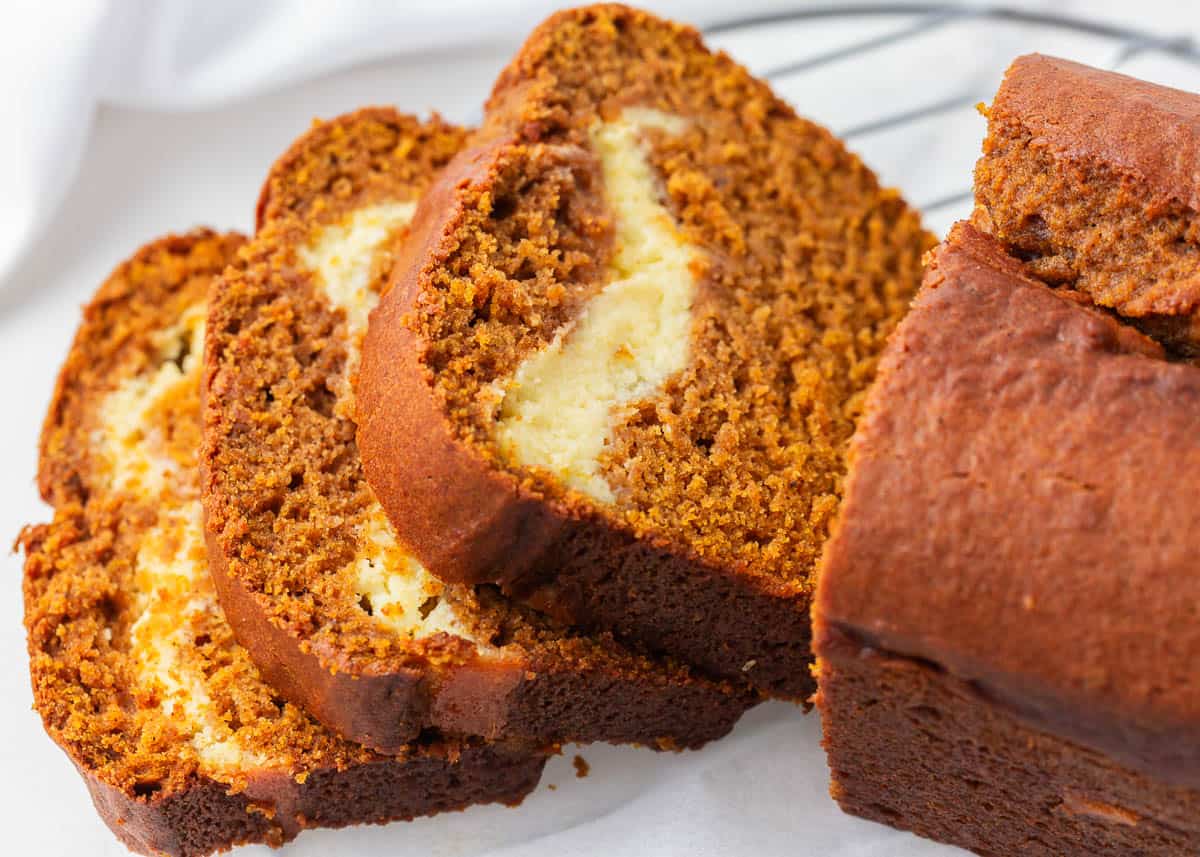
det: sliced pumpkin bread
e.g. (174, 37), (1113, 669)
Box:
(201, 108), (753, 755)
(358, 5), (932, 696)
(21, 230), (545, 857)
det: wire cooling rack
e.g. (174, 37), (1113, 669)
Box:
(702, 4), (1200, 234)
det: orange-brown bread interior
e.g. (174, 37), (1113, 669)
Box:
(27, 232), (263, 797)
(203, 112), (470, 669)
(202, 108), (752, 751)
(23, 230), (543, 856)
(405, 6), (932, 594)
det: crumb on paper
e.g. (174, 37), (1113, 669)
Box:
(547, 783), (557, 791)
(573, 754), (590, 779)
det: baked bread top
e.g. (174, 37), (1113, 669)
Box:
(815, 222), (1200, 788)
(21, 230), (544, 857)
(974, 53), (1200, 353)
(356, 5), (930, 693)
(201, 107), (752, 754)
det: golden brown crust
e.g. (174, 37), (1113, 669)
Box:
(974, 54), (1200, 352)
(358, 139), (568, 589)
(359, 4), (931, 696)
(820, 57), (1200, 846)
(815, 223), (1200, 788)
(202, 107), (754, 754)
(984, 54), (1200, 210)
(22, 230), (545, 856)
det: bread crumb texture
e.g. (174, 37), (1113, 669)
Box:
(496, 109), (698, 502)
(203, 112), (494, 671)
(203, 109), (719, 680)
(22, 231), (389, 799)
(299, 200), (472, 640)
(409, 5), (932, 589)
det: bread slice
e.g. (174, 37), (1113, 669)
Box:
(974, 54), (1200, 355)
(21, 231), (545, 857)
(201, 108), (753, 756)
(357, 5), (932, 697)
(813, 223), (1200, 854)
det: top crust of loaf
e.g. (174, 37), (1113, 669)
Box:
(974, 54), (1200, 352)
(989, 54), (1200, 210)
(359, 4), (931, 603)
(814, 222), (1200, 788)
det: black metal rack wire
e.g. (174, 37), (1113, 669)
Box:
(705, 4), (1200, 216)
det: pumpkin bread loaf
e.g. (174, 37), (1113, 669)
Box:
(814, 222), (1200, 855)
(21, 231), (545, 857)
(357, 4), (932, 698)
(201, 108), (753, 755)
(817, 56), (1200, 856)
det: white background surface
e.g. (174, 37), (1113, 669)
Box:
(3, 3), (1200, 855)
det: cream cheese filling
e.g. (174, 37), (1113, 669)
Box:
(93, 201), (491, 778)
(494, 109), (698, 503)
(298, 201), (417, 420)
(98, 304), (206, 497)
(302, 203), (472, 640)
(99, 307), (267, 775)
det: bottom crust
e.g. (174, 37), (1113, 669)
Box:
(81, 745), (544, 857)
(816, 627), (1200, 856)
